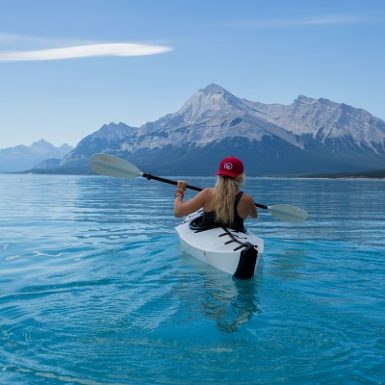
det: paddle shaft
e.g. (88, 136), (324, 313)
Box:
(142, 172), (268, 210)
(90, 154), (307, 222)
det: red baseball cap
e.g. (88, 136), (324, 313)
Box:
(216, 156), (244, 178)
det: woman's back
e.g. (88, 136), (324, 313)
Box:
(173, 156), (257, 228)
(202, 190), (246, 232)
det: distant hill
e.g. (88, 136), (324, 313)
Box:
(0, 140), (73, 172)
(27, 84), (385, 176)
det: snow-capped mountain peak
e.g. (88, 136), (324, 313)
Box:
(177, 83), (247, 122)
(94, 122), (135, 140)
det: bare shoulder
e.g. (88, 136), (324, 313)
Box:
(190, 187), (214, 205)
(195, 187), (213, 200)
(239, 192), (257, 218)
(202, 187), (215, 195)
(198, 187), (214, 211)
(241, 192), (255, 205)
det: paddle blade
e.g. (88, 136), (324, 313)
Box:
(268, 204), (308, 223)
(90, 153), (143, 178)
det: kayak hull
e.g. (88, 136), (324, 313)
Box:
(175, 212), (264, 278)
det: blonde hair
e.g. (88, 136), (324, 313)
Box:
(214, 174), (244, 225)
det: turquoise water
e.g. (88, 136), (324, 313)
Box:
(1, 174), (384, 385)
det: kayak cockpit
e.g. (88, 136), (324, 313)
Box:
(175, 211), (264, 279)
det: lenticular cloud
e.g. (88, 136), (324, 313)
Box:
(0, 43), (172, 61)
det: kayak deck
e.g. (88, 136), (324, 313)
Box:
(175, 211), (264, 277)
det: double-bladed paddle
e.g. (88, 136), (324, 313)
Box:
(90, 153), (308, 223)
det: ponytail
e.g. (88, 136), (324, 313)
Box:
(214, 174), (244, 225)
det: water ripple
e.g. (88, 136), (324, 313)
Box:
(1, 175), (385, 384)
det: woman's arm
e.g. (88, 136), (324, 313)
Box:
(174, 181), (208, 217)
(239, 193), (258, 219)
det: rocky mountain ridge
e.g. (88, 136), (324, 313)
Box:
(18, 84), (385, 175)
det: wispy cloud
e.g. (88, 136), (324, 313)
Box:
(0, 37), (172, 62)
(0, 32), (53, 45)
(222, 14), (369, 29)
(292, 14), (368, 26)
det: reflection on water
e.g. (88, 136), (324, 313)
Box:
(178, 255), (262, 333)
(212, 278), (261, 333)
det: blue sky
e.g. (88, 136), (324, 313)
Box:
(0, 0), (384, 148)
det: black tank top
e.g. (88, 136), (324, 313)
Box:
(201, 191), (245, 232)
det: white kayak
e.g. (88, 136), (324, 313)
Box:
(175, 211), (264, 279)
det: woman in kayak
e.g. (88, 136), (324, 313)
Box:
(174, 156), (257, 232)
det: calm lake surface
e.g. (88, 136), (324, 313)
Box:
(1, 174), (384, 385)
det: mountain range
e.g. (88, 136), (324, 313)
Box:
(12, 84), (385, 175)
(0, 140), (73, 172)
